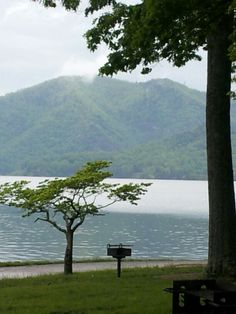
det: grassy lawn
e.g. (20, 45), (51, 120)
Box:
(0, 265), (205, 314)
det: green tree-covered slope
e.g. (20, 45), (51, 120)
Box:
(0, 76), (230, 179)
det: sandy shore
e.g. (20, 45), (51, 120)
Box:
(0, 260), (207, 279)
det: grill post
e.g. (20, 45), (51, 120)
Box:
(107, 243), (132, 278)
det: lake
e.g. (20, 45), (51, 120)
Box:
(0, 176), (209, 262)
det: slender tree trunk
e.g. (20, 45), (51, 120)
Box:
(207, 12), (236, 276)
(64, 229), (74, 275)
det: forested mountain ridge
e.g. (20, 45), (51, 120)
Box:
(0, 75), (231, 179)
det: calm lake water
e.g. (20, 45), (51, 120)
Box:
(0, 176), (210, 262)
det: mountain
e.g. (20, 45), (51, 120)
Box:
(0, 75), (231, 179)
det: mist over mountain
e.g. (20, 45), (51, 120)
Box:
(0, 76), (233, 179)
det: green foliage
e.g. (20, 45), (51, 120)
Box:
(32, 0), (80, 10)
(0, 160), (150, 234)
(0, 76), (213, 179)
(84, 0), (207, 75)
(33, 1), (234, 75)
(111, 130), (208, 180)
(36, 1), (231, 76)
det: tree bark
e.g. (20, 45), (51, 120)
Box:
(207, 12), (236, 276)
(64, 229), (74, 275)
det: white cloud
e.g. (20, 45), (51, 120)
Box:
(0, 0), (207, 95)
(59, 53), (108, 81)
(3, 2), (29, 21)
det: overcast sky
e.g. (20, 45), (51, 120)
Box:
(0, 0), (207, 96)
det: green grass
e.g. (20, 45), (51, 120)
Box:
(0, 266), (205, 314)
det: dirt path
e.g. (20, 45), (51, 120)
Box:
(0, 260), (206, 279)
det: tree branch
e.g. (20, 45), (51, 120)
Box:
(34, 212), (66, 234)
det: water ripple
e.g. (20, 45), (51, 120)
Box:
(0, 208), (208, 261)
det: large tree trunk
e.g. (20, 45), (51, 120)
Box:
(206, 12), (236, 276)
(64, 229), (74, 275)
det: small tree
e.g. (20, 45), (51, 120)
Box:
(33, 0), (236, 277)
(0, 161), (150, 274)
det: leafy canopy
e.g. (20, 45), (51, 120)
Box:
(0, 161), (150, 233)
(33, 0), (235, 74)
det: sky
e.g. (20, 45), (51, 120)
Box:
(0, 0), (207, 96)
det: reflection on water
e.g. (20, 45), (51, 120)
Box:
(0, 207), (208, 261)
